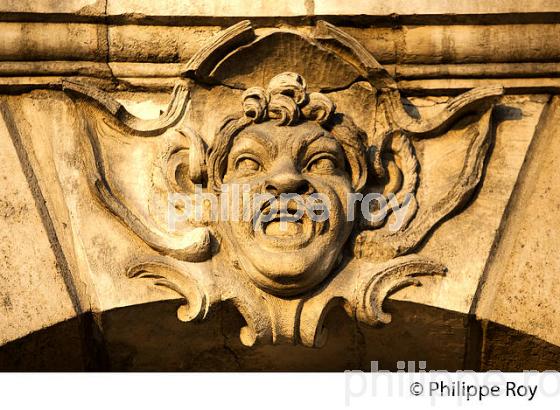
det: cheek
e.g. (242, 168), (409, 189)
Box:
(314, 173), (351, 192)
(221, 181), (266, 229)
(308, 176), (353, 218)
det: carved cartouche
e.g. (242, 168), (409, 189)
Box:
(65, 21), (503, 346)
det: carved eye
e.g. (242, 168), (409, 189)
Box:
(305, 155), (337, 174)
(235, 156), (262, 174)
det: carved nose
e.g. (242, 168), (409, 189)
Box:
(265, 165), (312, 196)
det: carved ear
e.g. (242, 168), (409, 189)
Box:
(362, 130), (419, 231)
(354, 86), (502, 262)
(166, 127), (208, 193)
(63, 80), (212, 262)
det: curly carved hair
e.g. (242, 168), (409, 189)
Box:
(242, 72), (335, 125)
(208, 72), (368, 192)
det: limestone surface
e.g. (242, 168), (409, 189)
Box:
(0, 2), (559, 371)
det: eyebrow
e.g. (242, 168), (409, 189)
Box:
(296, 130), (327, 147)
(292, 131), (340, 158)
(233, 130), (277, 156)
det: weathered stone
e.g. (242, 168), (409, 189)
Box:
(476, 96), (560, 348)
(0, 22), (107, 62)
(0, 0), (106, 16)
(0, 100), (79, 346)
(394, 95), (548, 313)
(0, 4), (559, 372)
(314, 0), (560, 16)
(107, 0), (309, 18)
(50, 22), (502, 349)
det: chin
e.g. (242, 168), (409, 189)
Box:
(223, 201), (353, 296)
(238, 238), (342, 297)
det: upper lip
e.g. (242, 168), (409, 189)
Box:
(257, 198), (303, 223)
(252, 197), (316, 249)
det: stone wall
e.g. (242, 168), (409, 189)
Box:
(1, 1), (559, 371)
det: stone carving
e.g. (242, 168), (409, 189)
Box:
(63, 21), (503, 347)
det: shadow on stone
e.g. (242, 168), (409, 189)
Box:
(2, 299), (559, 371)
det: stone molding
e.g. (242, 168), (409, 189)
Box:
(1, 2), (560, 370)
(1, 5), (560, 93)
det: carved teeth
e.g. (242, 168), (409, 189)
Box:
(255, 207), (315, 249)
(264, 220), (303, 237)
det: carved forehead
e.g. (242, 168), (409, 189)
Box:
(233, 121), (337, 151)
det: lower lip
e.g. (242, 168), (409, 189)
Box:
(254, 214), (315, 250)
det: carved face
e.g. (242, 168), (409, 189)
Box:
(219, 120), (355, 296)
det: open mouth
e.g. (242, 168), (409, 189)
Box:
(253, 199), (316, 249)
(263, 212), (303, 236)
